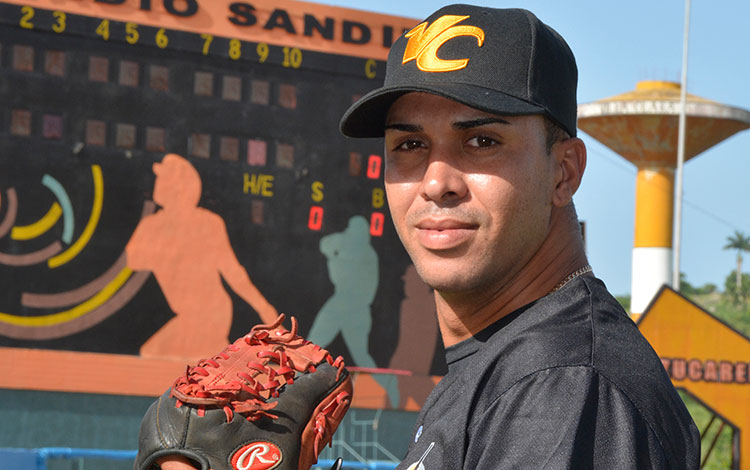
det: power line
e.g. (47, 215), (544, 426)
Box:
(585, 140), (637, 175)
(682, 199), (739, 231)
(584, 139), (745, 233)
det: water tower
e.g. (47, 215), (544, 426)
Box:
(578, 81), (750, 315)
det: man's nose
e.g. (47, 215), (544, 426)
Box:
(419, 155), (468, 205)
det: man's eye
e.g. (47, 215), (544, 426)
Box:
(396, 139), (425, 151)
(467, 136), (498, 148)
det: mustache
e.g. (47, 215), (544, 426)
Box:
(407, 206), (482, 226)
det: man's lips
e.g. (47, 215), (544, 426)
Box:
(414, 219), (478, 250)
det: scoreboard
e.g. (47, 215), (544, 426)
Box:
(0, 0), (442, 410)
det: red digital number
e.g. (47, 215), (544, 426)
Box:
(308, 206), (324, 231)
(366, 154), (382, 179)
(370, 212), (384, 236)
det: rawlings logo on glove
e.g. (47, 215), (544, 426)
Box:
(231, 442), (281, 470)
(134, 314), (352, 470)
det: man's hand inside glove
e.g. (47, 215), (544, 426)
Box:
(156, 456), (197, 470)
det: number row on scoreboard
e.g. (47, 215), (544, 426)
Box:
(8, 4), (385, 78)
(19, 5), (305, 68)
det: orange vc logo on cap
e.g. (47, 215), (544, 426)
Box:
(402, 15), (484, 73)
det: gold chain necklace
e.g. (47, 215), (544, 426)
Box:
(551, 265), (593, 293)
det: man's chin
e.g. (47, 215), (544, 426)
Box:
(413, 266), (486, 295)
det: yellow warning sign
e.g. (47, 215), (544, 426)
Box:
(638, 286), (750, 469)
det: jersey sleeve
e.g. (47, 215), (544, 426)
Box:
(464, 366), (674, 470)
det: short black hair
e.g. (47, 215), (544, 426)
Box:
(543, 116), (570, 154)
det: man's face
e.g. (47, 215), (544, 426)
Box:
(384, 92), (558, 294)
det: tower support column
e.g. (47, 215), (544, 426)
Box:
(631, 167), (674, 314)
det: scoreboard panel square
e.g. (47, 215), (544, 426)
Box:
(10, 109), (32, 136)
(145, 127), (166, 152)
(276, 142), (294, 168)
(247, 139), (267, 166)
(88, 56), (109, 82)
(251, 79), (270, 105)
(12, 45), (34, 72)
(85, 119), (107, 146)
(189, 133), (211, 159)
(194, 71), (214, 96)
(222, 75), (242, 101)
(119, 60), (139, 87)
(42, 114), (63, 139)
(149, 65), (169, 91)
(44, 50), (65, 77)
(251, 200), (264, 225)
(278, 83), (297, 109)
(115, 123), (136, 148)
(220, 136), (239, 161)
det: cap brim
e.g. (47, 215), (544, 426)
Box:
(340, 82), (546, 138)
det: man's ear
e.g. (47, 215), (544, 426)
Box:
(551, 137), (587, 207)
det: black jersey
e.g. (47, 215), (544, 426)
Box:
(396, 275), (700, 469)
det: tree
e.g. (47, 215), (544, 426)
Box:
(723, 230), (750, 291)
(679, 272), (717, 297)
(724, 271), (750, 307)
(679, 272), (696, 296)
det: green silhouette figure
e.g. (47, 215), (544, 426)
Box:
(308, 215), (399, 407)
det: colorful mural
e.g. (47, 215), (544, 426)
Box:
(0, 0), (443, 411)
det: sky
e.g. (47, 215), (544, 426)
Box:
(317, 0), (750, 296)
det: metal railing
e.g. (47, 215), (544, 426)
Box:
(314, 459), (398, 470)
(0, 447), (398, 470)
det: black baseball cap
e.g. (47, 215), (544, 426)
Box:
(340, 5), (578, 138)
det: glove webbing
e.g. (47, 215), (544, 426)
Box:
(170, 315), (346, 423)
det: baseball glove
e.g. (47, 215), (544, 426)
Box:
(135, 314), (352, 470)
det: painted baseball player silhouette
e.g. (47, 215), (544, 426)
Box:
(126, 153), (277, 360)
(307, 215), (399, 407)
(388, 264), (439, 409)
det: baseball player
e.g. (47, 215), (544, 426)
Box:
(145, 4), (700, 469)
